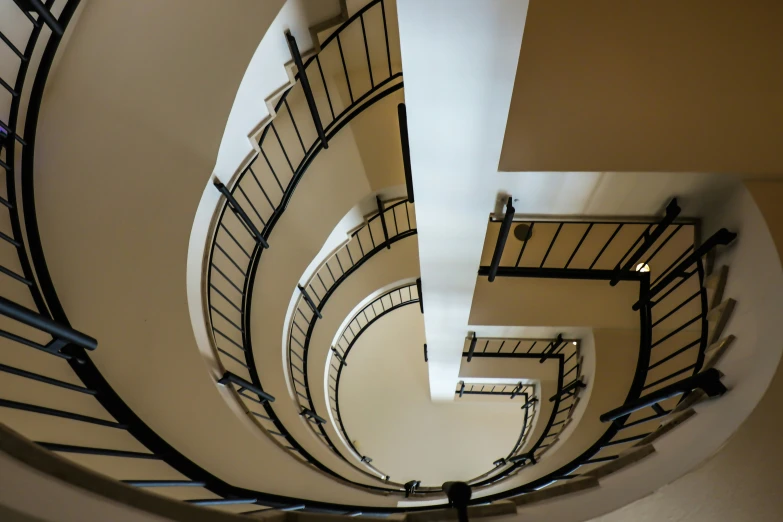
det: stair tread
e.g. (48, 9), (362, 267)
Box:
(585, 444), (655, 480)
(403, 501), (516, 522)
(635, 408), (696, 447)
(705, 265), (729, 310)
(703, 335), (736, 371)
(707, 298), (736, 345)
(512, 477), (599, 506)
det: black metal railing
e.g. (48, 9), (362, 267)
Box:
(0, 0), (739, 512)
(287, 200), (416, 491)
(0, 0), (258, 512)
(455, 381), (536, 483)
(204, 0), (411, 495)
(471, 203), (737, 498)
(325, 283), (419, 488)
(0, 0), (438, 515)
(0, 0), (464, 515)
(0, 0), (280, 513)
(459, 336), (583, 488)
(480, 199), (696, 284)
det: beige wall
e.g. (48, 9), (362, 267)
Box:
(589, 181), (783, 522)
(500, 0), (783, 174)
(27, 0), (389, 506)
(339, 305), (524, 486)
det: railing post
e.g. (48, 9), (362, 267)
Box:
(398, 103), (414, 202)
(331, 347), (347, 366)
(509, 453), (536, 465)
(466, 332), (477, 362)
(18, 0), (64, 35)
(522, 397), (538, 410)
(416, 277), (423, 313)
(509, 382), (524, 399)
(443, 481), (472, 522)
(423, 343), (428, 362)
(539, 333), (563, 363)
(297, 284), (322, 319)
(218, 371), (275, 403)
(404, 480), (421, 497)
(285, 31), (328, 149)
(376, 196), (390, 249)
(633, 228), (736, 310)
(214, 181), (269, 248)
(488, 197), (515, 282)
(600, 368), (726, 422)
(610, 198), (680, 286)
(300, 408), (327, 425)
(459, 381), (465, 397)
(549, 379), (585, 402)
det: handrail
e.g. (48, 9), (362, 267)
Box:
(480, 214), (697, 279)
(0, 0), (438, 515)
(0, 0), (738, 512)
(287, 200), (416, 492)
(462, 337), (582, 488)
(0, 295), (97, 350)
(326, 283), (420, 486)
(455, 384), (536, 476)
(204, 0), (411, 496)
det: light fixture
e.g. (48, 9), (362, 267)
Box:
(635, 262), (651, 273)
(572, 341), (577, 345)
(513, 223), (533, 241)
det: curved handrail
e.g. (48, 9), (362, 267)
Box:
(456, 383), (535, 483)
(204, 0), (409, 494)
(287, 200), (416, 492)
(1, 0), (737, 511)
(0, 0), (430, 514)
(326, 283), (420, 486)
(469, 224), (735, 501)
(461, 337), (582, 489)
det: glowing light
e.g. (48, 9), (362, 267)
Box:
(635, 263), (651, 273)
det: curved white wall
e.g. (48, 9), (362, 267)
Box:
(29, 0), (389, 505)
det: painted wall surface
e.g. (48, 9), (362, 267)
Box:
(470, 279), (640, 329)
(212, 0), (343, 183)
(27, 0), (385, 505)
(500, 0), (783, 174)
(0, 450), (171, 522)
(586, 181), (783, 522)
(339, 305), (524, 487)
(511, 183), (783, 521)
(476, 329), (637, 500)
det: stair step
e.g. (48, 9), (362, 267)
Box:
(309, 0), (349, 51)
(707, 298), (736, 344)
(702, 335), (736, 371)
(512, 477), (599, 506)
(403, 501), (516, 522)
(671, 389), (707, 415)
(705, 265), (729, 310)
(585, 445), (655, 480)
(635, 408), (696, 447)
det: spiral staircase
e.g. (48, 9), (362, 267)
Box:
(1, 1), (783, 521)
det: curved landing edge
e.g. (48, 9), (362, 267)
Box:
(0, 424), (247, 522)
